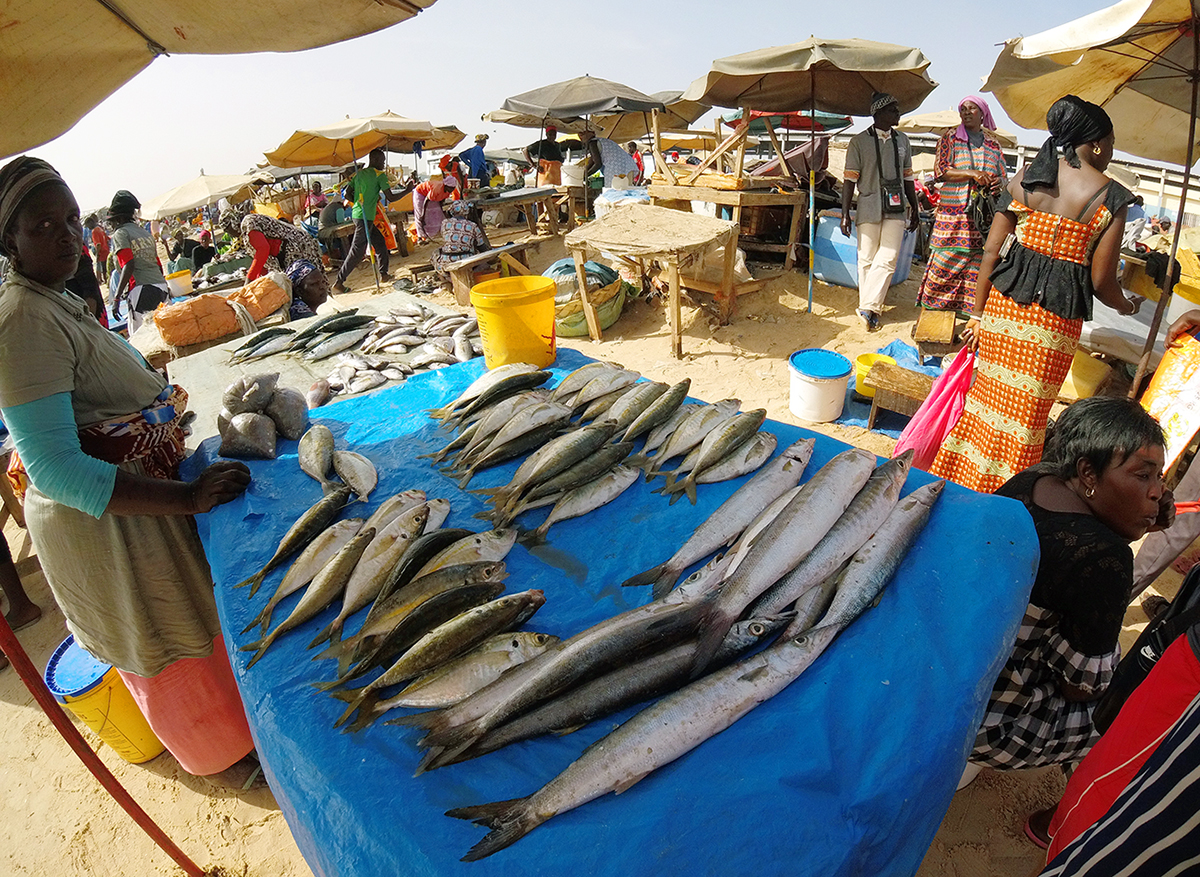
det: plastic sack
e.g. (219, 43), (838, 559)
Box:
(227, 271), (290, 322)
(892, 348), (975, 470)
(153, 293), (239, 347)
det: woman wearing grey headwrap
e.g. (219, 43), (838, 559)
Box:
(930, 95), (1142, 495)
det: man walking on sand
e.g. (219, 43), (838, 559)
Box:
(841, 92), (920, 331)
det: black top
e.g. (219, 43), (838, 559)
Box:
(990, 181), (1137, 322)
(997, 464), (1133, 656)
(191, 244), (216, 270)
(527, 138), (564, 164)
(170, 238), (200, 260)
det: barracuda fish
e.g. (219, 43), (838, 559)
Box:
(621, 438), (815, 597)
(233, 485), (353, 595)
(791, 479), (944, 637)
(440, 612), (794, 765)
(688, 447), (877, 676)
(752, 452), (912, 617)
(446, 623), (841, 860)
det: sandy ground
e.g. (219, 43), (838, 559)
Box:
(0, 229), (1186, 877)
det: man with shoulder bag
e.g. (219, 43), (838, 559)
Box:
(841, 92), (921, 332)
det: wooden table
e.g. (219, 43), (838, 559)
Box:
(564, 204), (738, 358)
(648, 183), (805, 321)
(554, 185), (592, 231)
(442, 240), (538, 306)
(468, 186), (561, 236)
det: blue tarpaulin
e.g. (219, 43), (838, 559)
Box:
(184, 349), (1037, 877)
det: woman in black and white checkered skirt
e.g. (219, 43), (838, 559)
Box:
(969, 398), (1173, 775)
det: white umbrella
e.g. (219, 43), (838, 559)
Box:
(264, 112), (436, 168)
(897, 110), (1018, 148)
(140, 171), (271, 220)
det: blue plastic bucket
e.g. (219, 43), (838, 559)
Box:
(44, 635), (164, 763)
(788, 349), (852, 422)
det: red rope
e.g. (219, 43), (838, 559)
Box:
(0, 614), (207, 877)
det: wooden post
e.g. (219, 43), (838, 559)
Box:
(764, 120), (799, 188)
(784, 197), (804, 272)
(572, 245), (603, 341)
(668, 253), (683, 358)
(651, 109), (677, 186)
(733, 108), (749, 177)
(544, 194), (559, 236)
(684, 123), (746, 184)
(714, 117), (724, 172)
(719, 229), (737, 324)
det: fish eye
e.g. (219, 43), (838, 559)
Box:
(749, 622), (765, 635)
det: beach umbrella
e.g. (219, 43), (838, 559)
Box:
(0, 0), (439, 158)
(897, 110), (1018, 148)
(482, 109), (589, 133)
(139, 171), (272, 220)
(264, 112), (436, 168)
(721, 108), (853, 132)
(982, 0), (1200, 394)
(500, 75), (666, 119)
(684, 37), (938, 312)
(593, 91), (711, 142)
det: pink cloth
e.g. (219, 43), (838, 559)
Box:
(118, 634), (253, 775)
(956, 95), (997, 142)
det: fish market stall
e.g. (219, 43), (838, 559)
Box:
(182, 349), (1038, 877)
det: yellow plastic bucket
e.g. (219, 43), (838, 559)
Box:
(469, 276), (557, 369)
(854, 353), (897, 399)
(44, 635), (165, 764)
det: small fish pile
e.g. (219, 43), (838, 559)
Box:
(382, 445), (944, 859)
(227, 301), (486, 408)
(217, 372), (309, 460)
(298, 424), (379, 499)
(422, 360), (780, 544)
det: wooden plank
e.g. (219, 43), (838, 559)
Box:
(571, 246), (603, 341)
(651, 109), (678, 186)
(764, 121), (800, 189)
(684, 123), (746, 184)
(668, 254), (683, 358)
(864, 362), (935, 401)
(498, 252), (531, 276)
(733, 110), (749, 177)
(719, 230), (737, 323)
(679, 277), (767, 297)
(913, 308), (957, 344)
(646, 185), (804, 206)
(449, 271), (473, 306)
(544, 196), (560, 236)
(784, 200), (804, 271)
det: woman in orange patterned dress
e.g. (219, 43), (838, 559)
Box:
(930, 96), (1141, 494)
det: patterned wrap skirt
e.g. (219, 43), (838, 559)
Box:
(930, 292), (1082, 494)
(917, 205), (982, 312)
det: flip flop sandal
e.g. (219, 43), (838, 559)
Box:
(1023, 816), (1050, 850)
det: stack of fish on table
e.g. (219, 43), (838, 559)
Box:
(221, 352), (947, 861)
(225, 300), (484, 407)
(236, 422), (556, 739)
(421, 360), (780, 548)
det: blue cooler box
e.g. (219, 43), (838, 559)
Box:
(812, 213), (917, 289)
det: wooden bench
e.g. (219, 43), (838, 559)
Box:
(913, 309), (960, 362)
(863, 361), (935, 430)
(443, 240), (537, 306)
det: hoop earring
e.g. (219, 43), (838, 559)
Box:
(1085, 486), (1096, 498)
(1094, 146), (1102, 155)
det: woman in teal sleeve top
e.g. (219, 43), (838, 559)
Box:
(0, 155), (256, 775)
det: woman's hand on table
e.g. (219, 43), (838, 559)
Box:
(190, 461), (251, 514)
(1166, 309), (1200, 348)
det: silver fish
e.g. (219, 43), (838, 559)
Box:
(362, 490), (427, 534)
(634, 402), (701, 462)
(695, 431), (778, 483)
(549, 362), (625, 403)
(595, 381), (669, 434)
(426, 362), (542, 422)
(571, 369), (641, 408)
(332, 450), (378, 499)
(645, 399), (741, 478)
(665, 409), (769, 505)
(303, 327), (373, 361)
(412, 529), (518, 580)
(523, 466), (639, 545)
(621, 379), (691, 443)
(234, 484), (351, 595)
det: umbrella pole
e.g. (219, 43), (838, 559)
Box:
(0, 616), (208, 877)
(808, 86), (816, 313)
(1129, 18), (1200, 398)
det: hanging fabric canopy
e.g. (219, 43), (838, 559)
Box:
(0, 0), (439, 157)
(481, 109), (588, 132)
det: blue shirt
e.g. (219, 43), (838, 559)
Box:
(459, 144), (488, 180)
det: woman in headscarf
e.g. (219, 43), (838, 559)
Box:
(439, 155), (467, 198)
(285, 259), (330, 320)
(0, 156), (254, 775)
(239, 211), (322, 282)
(431, 200), (491, 281)
(916, 96), (1008, 312)
(930, 96), (1141, 494)
(413, 176), (457, 243)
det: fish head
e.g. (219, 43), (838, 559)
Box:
(790, 623), (839, 653)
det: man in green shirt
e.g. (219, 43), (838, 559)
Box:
(334, 148), (413, 293)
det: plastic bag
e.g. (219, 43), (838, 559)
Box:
(153, 293), (239, 347)
(892, 349), (975, 470)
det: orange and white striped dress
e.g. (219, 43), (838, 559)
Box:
(930, 182), (1134, 493)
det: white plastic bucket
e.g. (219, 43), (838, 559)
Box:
(608, 173), (633, 191)
(560, 162), (587, 187)
(788, 349), (853, 422)
(164, 269), (192, 298)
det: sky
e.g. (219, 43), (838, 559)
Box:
(19, 0), (1122, 213)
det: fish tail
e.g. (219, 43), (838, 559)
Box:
(684, 476), (698, 506)
(345, 704), (385, 734)
(336, 643), (359, 680)
(667, 484), (686, 506)
(387, 710), (442, 732)
(688, 613), (734, 680)
(516, 526), (547, 547)
(306, 621), (336, 650)
(240, 604), (271, 636)
(333, 689), (375, 729)
(417, 737), (478, 774)
(447, 801), (538, 861)
(312, 639), (345, 662)
(649, 568), (681, 600)
(467, 486), (505, 499)
(620, 562), (667, 589)
(310, 677), (349, 693)
(456, 469), (477, 489)
(242, 632), (276, 670)
(233, 570), (264, 593)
